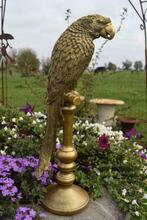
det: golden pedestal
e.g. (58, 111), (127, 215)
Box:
(42, 93), (89, 215)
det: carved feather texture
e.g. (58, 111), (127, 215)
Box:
(36, 14), (115, 178)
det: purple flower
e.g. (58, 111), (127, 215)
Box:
(0, 171), (10, 177)
(11, 158), (27, 173)
(51, 163), (58, 172)
(29, 209), (36, 218)
(15, 207), (36, 220)
(25, 217), (33, 220)
(39, 212), (46, 218)
(11, 192), (22, 202)
(22, 158), (30, 167)
(20, 103), (33, 115)
(82, 165), (92, 172)
(0, 177), (22, 203)
(123, 128), (141, 139)
(139, 151), (147, 160)
(1, 185), (18, 197)
(98, 134), (110, 150)
(39, 171), (50, 186)
(11, 197), (17, 202)
(0, 155), (12, 173)
(0, 177), (14, 187)
(26, 156), (39, 168)
(56, 143), (61, 150)
(17, 192), (23, 199)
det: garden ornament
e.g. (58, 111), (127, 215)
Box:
(0, 33), (15, 63)
(42, 92), (90, 215)
(36, 14), (115, 178)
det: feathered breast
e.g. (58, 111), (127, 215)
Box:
(47, 28), (94, 104)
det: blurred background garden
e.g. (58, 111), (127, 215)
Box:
(0, 53), (146, 144)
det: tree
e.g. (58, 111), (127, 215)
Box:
(134, 61), (143, 71)
(10, 48), (17, 61)
(41, 58), (50, 75)
(107, 62), (117, 71)
(122, 59), (132, 70)
(17, 48), (40, 76)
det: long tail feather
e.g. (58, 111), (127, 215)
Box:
(35, 101), (58, 178)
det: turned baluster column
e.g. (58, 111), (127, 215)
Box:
(56, 104), (77, 186)
(42, 92), (89, 216)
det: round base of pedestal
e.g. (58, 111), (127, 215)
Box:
(42, 184), (89, 216)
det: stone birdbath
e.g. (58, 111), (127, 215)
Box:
(90, 98), (125, 126)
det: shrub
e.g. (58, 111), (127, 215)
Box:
(0, 110), (146, 219)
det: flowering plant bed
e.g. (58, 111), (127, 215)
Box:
(0, 108), (146, 219)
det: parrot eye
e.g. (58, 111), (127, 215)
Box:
(81, 18), (93, 29)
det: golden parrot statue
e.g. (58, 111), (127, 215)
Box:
(36, 14), (115, 178)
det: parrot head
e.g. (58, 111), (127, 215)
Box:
(76, 14), (115, 40)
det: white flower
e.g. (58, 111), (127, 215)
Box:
(8, 137), (11, 140)
(1, 120), (6, 125)
(34, 111), (47, 119)
(138, 188), (143, 193)
(10, 128), (16, 135)
(143, 194), (147, 199)
(2, 116), (5, 120)
(12, 118), (16, 123)
(19, 117), (23, 121)
(122, 189), (127, 196)
(39, 124), (43, 128)
(4, 146), (8, 150)
(73, 135), (77, 140)
(132, 199), (138, 205)
(32, 120), (37, 125)
(83, 141), (87, 146)
(123, 160), (128, 164)
(36, 118), (41, 123)
(0, 150), (6, 155)
(12, 151), (15, 155)
(13, 134), (17, 138)
(133, 142), (143, 150)
(27, 112), (31, 116)
(122, 198), (129, 203)
(4, 126), (8, 131)
(134, 211), (140, 217)
(56, 138), (59, 143)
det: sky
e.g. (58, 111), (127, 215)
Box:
(3, 0), (146, 67)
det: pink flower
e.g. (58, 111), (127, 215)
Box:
(98, 134), (109, 150)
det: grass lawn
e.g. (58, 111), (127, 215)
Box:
(91, 71), (146, 118)
(0, 70), (147, 142)
(0, 74), (47, 112)
(88, 71), (147, 144)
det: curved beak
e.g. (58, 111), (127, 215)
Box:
(100, 22), (115, 40)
